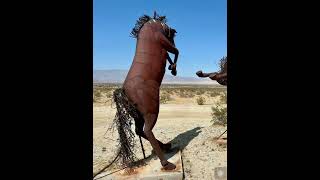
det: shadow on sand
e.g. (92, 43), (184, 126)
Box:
(165, 126), (202, 160)
(143, 126), (203, 162)
(170, 126), (203, 150)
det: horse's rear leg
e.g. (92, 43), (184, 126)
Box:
(134, 117), (171, 151)
(143, 113), (176, 170)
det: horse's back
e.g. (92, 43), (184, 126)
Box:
(123, 22), (167, 114)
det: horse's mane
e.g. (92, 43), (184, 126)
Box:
(130, 13), (168, 38)
(219, 56), (227, 73)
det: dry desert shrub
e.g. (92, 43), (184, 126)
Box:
(196, 96), (206, 105)
(220, 92), (227, 103)
(187, 93), (195, 98)
(196, 89), (205, 95)
(210, 91), (220, 97)
(211, 104), (227, 126)
(211, 92), (227, 125)
(160, 93), (172, 104)
(93, 90), (101, 102)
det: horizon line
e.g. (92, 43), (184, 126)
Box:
(93, 69), (213, 79)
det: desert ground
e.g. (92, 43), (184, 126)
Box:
(93, 84), (227, 179)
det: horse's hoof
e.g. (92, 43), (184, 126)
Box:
(171, 69), (177, 76)
(196, 71), (203, 77)
(161, 161), (176, 170)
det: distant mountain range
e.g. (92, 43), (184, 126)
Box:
(93, 69), (218, 85)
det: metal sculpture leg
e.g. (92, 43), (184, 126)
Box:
(139, 136), (146, 159)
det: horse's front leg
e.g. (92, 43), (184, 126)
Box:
(166, 53), (177, 76)
(143, 113), (176, 170)
(166, 53), (174, 66)
(157, 32), (179, 76)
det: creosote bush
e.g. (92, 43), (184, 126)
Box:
(196, 96), (205, 105)
(211, 93), (227, 125)
(160, 93), (171, 104)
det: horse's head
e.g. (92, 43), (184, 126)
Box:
(130, 11), (177, 45)
(162, 24), (177, 45)
(153, 11), (177, 44)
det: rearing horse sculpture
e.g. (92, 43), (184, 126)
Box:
(112, 12), (178, 170)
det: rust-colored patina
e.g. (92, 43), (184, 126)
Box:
(114, 12), (179, 170)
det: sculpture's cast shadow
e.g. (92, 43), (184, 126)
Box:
(134, 126), (202, 165)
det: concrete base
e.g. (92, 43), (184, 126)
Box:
(95, 148), (183, 180)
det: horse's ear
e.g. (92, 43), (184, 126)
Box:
(154, 11), (157, 19)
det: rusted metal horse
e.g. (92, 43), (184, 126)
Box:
(112, 12), (178, 170)
(196, 56), (227, 86)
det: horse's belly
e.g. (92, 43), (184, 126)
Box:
(123, 76), (160, 115)
(122, 51), (166, 115)
(126, 55), (166, 82)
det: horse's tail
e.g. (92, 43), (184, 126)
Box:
(112, 88), (138, 167)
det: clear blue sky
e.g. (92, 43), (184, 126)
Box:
(93, 0), (226, 77)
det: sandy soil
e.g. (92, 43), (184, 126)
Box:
(93, 93), (227, 179)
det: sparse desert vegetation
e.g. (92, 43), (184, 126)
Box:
(160, 92), (172, 104)
(93, 83), (226, 105)
(93, 83), (226, 107)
